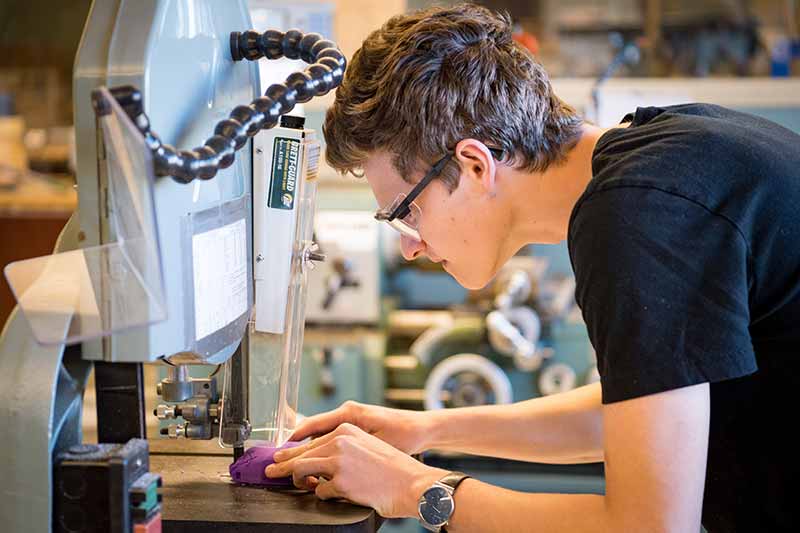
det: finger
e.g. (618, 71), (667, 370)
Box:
(291, 406), (352, 441)
(315, 478), (343, 501)
(268, 448), (338, 478)
(277, 422), (362, 462)
(286, 458), (338, 482)
(274, 431), (339, 462)
(270, 437), (348, 479)
(292, 473), (311, 490)
(293, 472), (321, 491)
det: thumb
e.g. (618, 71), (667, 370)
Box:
(291, 404), (352, 441)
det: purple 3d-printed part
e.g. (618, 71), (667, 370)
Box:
(229, 441), (302, 487)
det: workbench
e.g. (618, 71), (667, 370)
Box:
(0, 172), (76, 325)
(150, 446), (381, 533)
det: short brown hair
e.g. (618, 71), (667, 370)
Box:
(323, 3), (583, 189)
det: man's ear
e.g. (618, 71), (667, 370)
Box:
(454, 138), (498, 195)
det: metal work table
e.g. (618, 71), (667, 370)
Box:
(150, 449), (381, 532)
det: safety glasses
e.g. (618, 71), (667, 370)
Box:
(374, 148), (504, 242)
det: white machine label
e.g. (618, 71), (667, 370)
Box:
(192, 218), (247, 340)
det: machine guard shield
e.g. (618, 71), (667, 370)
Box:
(219, 140), (319, 448)
(3, 88), (167, 345)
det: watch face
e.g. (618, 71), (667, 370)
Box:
(420, 486), (454, 527)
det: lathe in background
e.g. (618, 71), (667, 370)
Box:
(383, 252), (597, 412)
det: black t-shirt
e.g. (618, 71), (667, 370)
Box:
(568, 104), (800, 532)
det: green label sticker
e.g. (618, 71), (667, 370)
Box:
(268, 137), (301, 210)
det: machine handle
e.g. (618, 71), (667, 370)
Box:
(92, 29), (346, 184)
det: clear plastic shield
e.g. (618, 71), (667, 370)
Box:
(3, 87), (166, 345)
(220, 139), (319, 448)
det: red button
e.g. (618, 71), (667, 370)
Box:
(133, 512), (162, 533)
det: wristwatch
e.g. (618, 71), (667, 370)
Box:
(417, 471), (471, 532)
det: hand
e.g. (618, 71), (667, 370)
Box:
(291, 400), (434, 455)
(266, 422), (447, 518)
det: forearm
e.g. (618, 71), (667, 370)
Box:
(413, 384), (710, 533)
(407, 477), (610, 533)
(423, 382), (604, 463)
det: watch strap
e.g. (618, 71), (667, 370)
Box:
(438, 472), (471, 533)
(437, 471), (471, 492)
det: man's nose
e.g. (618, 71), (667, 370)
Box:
(400, 234), (425, 261)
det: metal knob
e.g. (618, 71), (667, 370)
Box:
(160, 424), (185, 439)
(154, 404), (177, 420)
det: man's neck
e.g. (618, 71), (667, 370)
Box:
(507, 123), (611, 245)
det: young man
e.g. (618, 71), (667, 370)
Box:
(266, 4), (799, 532)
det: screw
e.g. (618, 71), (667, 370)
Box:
(306, 251), (326, 262)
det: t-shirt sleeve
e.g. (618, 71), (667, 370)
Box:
(569, 186), (757, 404)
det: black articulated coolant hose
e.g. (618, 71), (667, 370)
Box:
(91, 29), (346, 184)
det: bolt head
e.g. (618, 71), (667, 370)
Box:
(155, 404), (175, 419)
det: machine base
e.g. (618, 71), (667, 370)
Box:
(151, 452), (380, 532)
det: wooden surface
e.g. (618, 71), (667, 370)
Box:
(0, 173), (75, 326)
(0, 173), (76, 215)
(150, 453), (381, 533)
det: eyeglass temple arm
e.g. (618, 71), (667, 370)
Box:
(391, 153), (453, 220)
(389, 147), (504, 220)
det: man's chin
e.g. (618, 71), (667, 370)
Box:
(446, 262), (492, 291)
